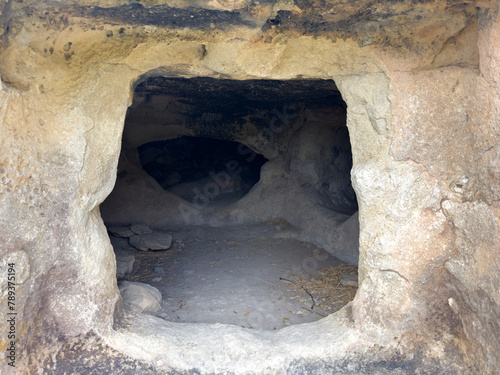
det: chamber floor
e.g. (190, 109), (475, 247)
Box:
(111, 222), (357, 330)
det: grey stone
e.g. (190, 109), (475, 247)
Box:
(108, 226), (135, 238)
(119, 281), (162, 314)
(130, 223), (153, 235)
(129, 233), (173, 251)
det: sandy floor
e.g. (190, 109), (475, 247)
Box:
(111, 222), (357, 331)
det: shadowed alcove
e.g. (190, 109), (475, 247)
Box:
(100, 77), (360, 329)
(139, 136), (268, 203)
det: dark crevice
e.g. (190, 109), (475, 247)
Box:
(139, 136), (268, 203)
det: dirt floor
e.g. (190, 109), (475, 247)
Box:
(110, 222), (357, 331)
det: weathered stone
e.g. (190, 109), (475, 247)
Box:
(0, 0), (498, 374)
(129, 233), (173, 251)
(119, 281), (162, 314)
(108, 226), (135, 238)
(129, 223), (153, 235)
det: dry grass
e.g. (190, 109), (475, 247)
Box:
(128, 244), (358, 314)
(288, 263), (358, 312)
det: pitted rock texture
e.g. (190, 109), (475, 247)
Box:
(0, 0), (498, 374)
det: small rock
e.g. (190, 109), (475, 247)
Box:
(340, 274), (358, 287)
(154, 266), (166, 276)
(152, 277), (162, 282)
(119, 281), (162, 314)
(108, 226), (135, 238)
(129, 233), (173, 251)
(130, 223), (153, 235)
(359, 36), (373, 47)
(115, 254), (135, 280)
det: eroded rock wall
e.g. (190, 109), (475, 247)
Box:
(442, 2), (500, 370)
(0, 0), (498, 373)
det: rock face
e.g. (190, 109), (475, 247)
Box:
(0, 0), (498, 374)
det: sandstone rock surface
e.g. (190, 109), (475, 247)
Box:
(0, 0), (498, 374)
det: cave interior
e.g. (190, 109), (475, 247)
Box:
(101, 77), (360, 329)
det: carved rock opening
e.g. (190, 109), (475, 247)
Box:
(101, 77), (360, 329)
(0, 1), (498, 373)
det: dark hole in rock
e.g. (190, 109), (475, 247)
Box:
(138, 136), (268, 203)
(101, 77), (360, 330)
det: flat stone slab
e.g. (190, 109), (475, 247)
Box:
(129, 233), (173, 251)
(119, 281), (162, 314)
(108, 226), (135, 238)
(130, 223), (153, 235)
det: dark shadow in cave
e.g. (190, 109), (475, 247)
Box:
(138, 136), (268, 203)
